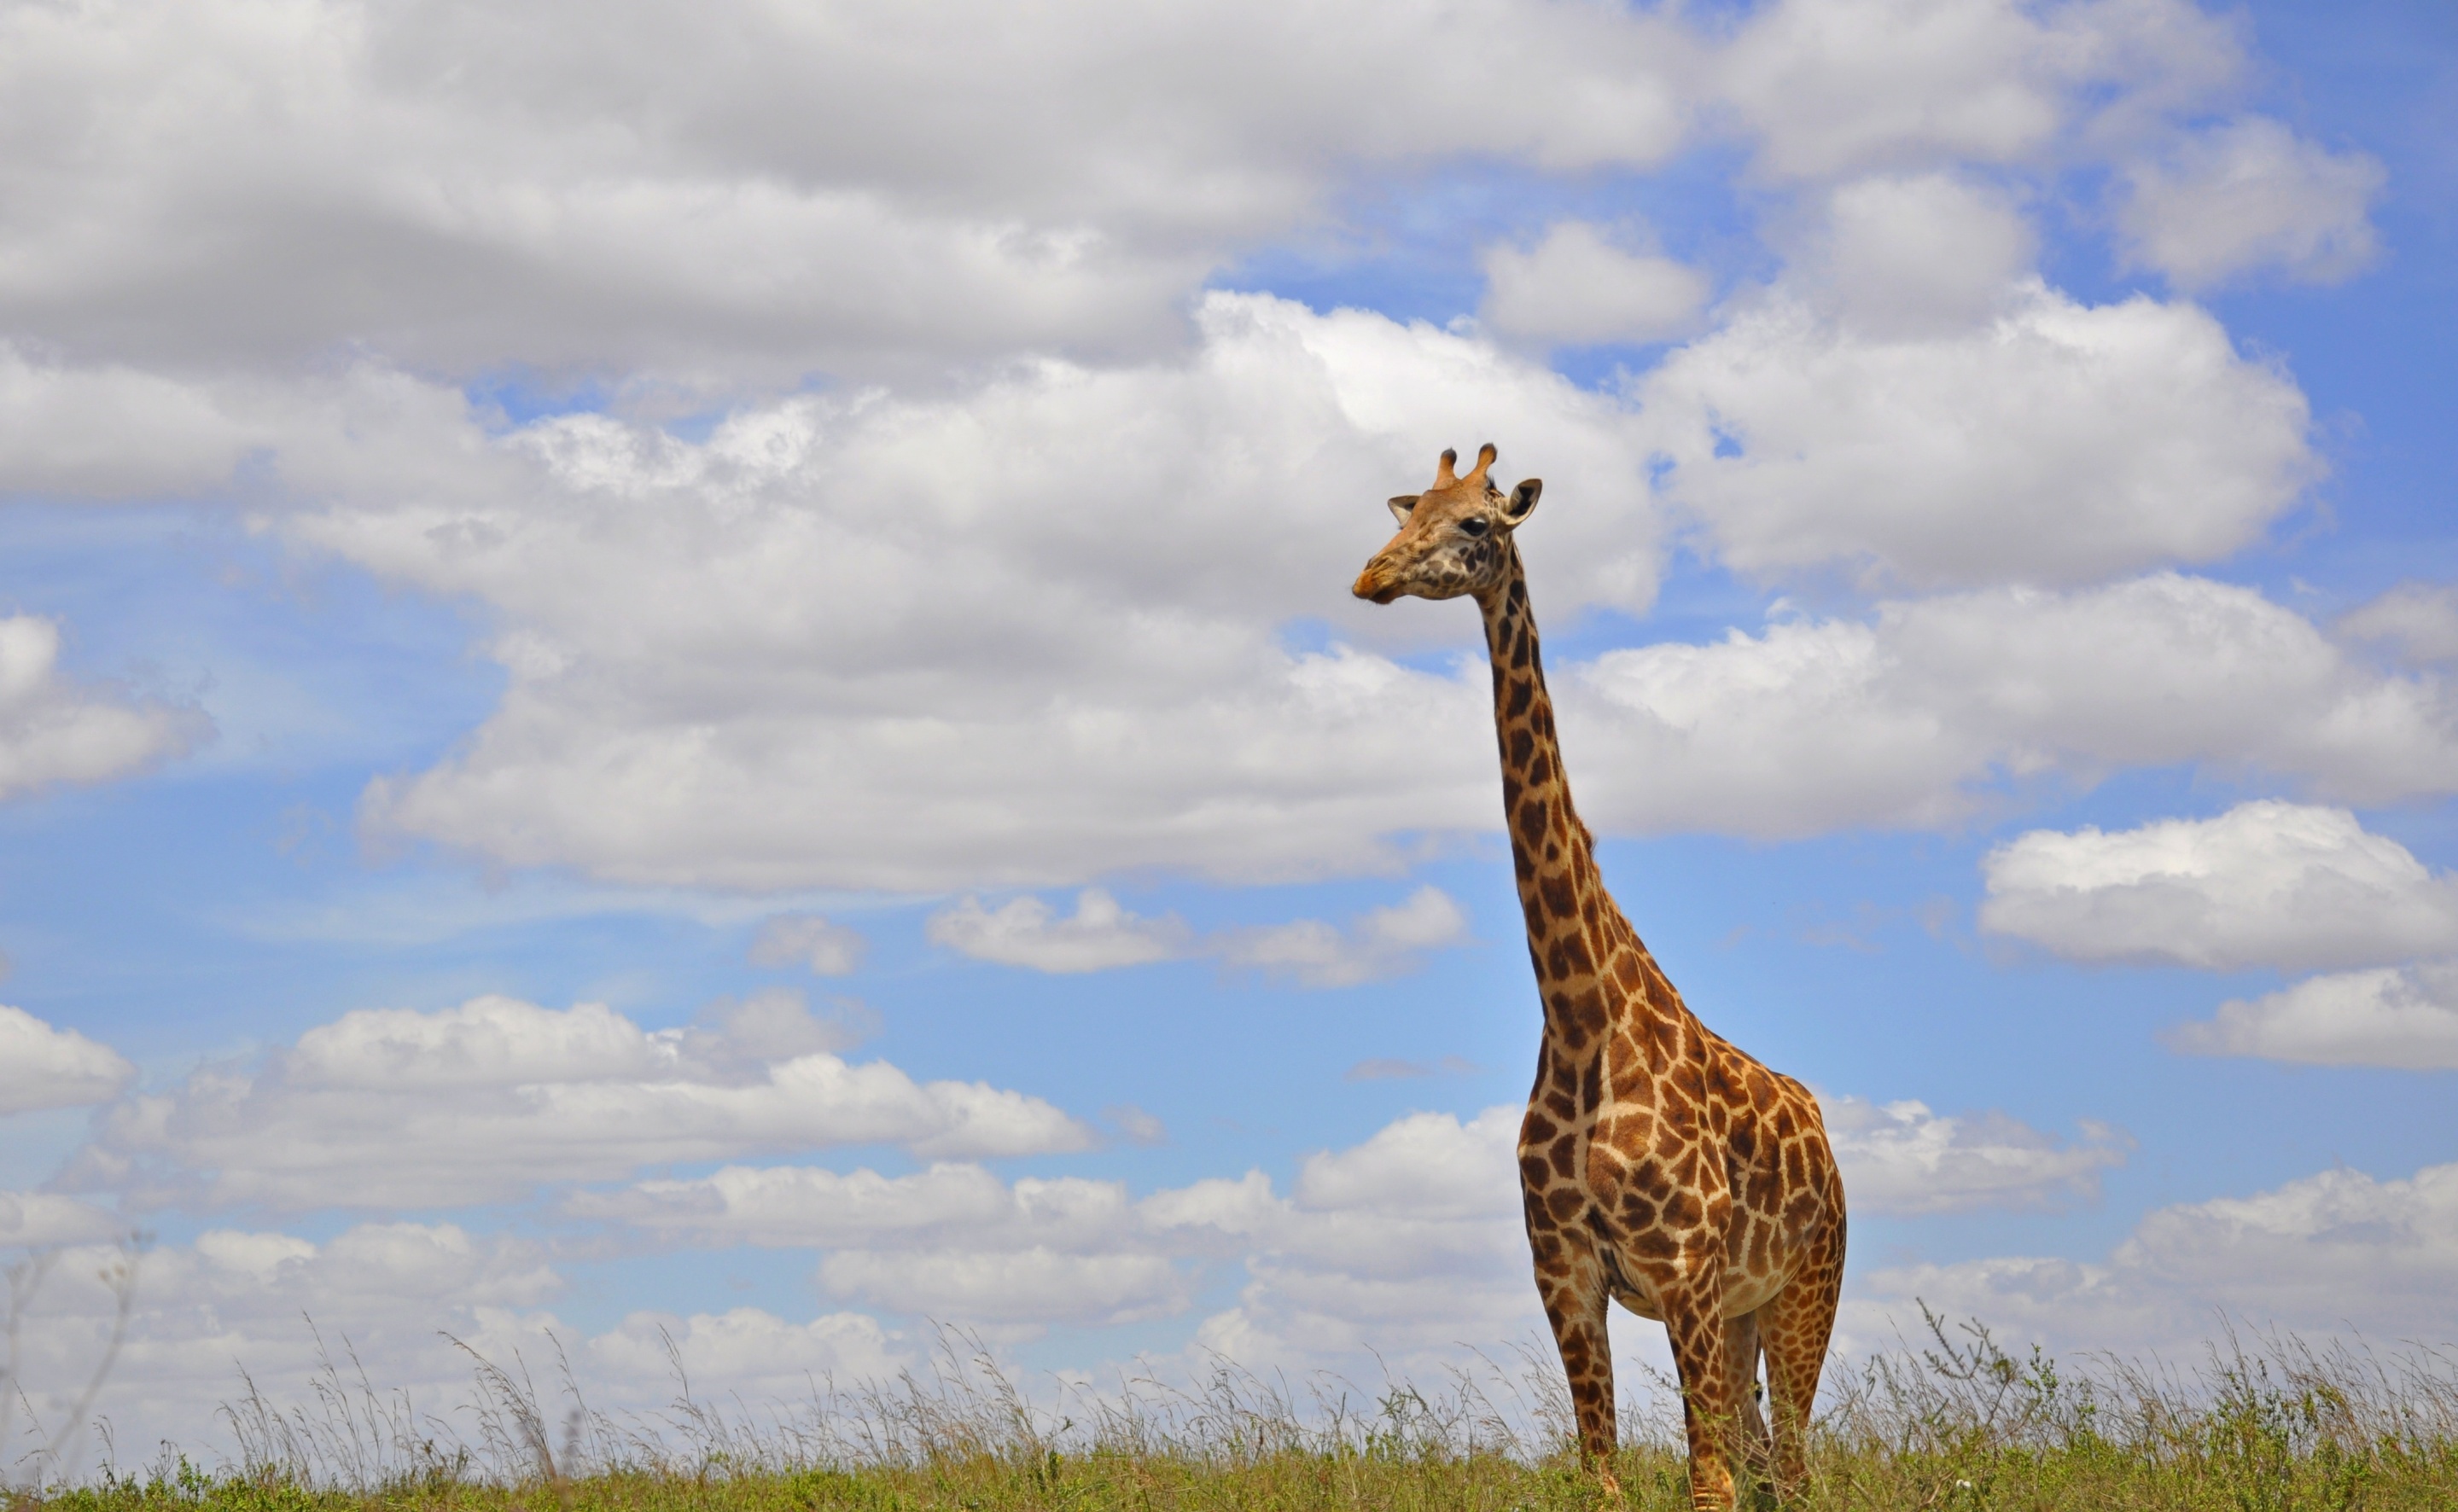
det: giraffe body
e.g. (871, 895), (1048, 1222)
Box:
(1353, 445), (1847, 1510)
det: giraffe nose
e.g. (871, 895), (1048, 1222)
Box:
(1353, 564), (1399, 602)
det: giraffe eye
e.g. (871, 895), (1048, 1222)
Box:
(1459, 516), (1491, 537)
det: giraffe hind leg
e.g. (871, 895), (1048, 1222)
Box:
(1757, 1259), (1844, 1504)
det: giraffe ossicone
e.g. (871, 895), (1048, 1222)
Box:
(1353, 445), (1848, 1511)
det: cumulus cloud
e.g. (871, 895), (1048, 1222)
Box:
(1479, 222), (1708, 346)
(0, 0), (2257, 389)
(1979, 803), (2458, 972)
(569, 1106), (1530, 1346)
(1849, 1157), (2458, 1351)
(1561, 579), (2458, 840)
(1715, 0), (2242, 180)
(927, 885), (1471, 986)
(64, 994), (1092, 1211)
(747, 913), (868, 975)
(1179, 1107), (1611, 1370)
(571, 1095), (2114, 1359)
(1639, 287), (2315, 589)
(0, 616), (207, 801)
(0, 1192), (130, 1247)
(1214, 886), (1471, 987)
(294, 294), (1656, 891)
(0, 1004), (135, 1114)
(1806, 173), (2034, 334)
(2342, 583), (2458, 667)
(1823, 1096), (2130, 1216)
(0, 1221), (569, 1465)
(583, 1307), (906, 1400)
(0, 0), (1710, 384)
(2167, 962), (2458, 1071)
(1106, 1103), (1169, 1146)
(1129, 1106), (1543, 1364)
(0, 1213), (936, 1474)
(822, 1248), (1191, 1329)
(928, 890), (1190, 974)
(2119, 117), (2385, 289)
(9, 266), (2347, 883)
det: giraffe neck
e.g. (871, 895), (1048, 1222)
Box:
(1477, 549), (1658, 1052)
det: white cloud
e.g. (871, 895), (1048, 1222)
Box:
(693, 987), (882, 1061)
(1979, 802), (2458, 971)
(0, 1191), (130, 1247)
(927, 885), (1471, 987)
(2119, 117), (2385, 289)
(0, 1216), (936, 1477)
(1214, 886), (1471, 987)
(747, 913), (868, 975)
(1716, 0), (2243, 180)
(1809, 173), (2034, 334)
(0, 0), (1703, 384)
(0, 616), (207, 801)
(1177, 1107), (1597, 1372)
(0, 1004), (135, 1114)
(2342, 582), (2458, 667)
(2168, 962), (2458, 1071)
(9, 270), (2347, 884)
(567, 1106), (1532, 1348)
(1478, 222), (1708, 346)
(2119, 1161), (2458, 1325)
(1639, 287), (2315, 589)
(64, 994), (1092, 1211)
(820, 1248), (1191, 1329)
(1851, 1157), (2458, 1352)
(568, 1162), (1149, 1269)
(1823, 1096), (2129, 1216)
(22, 1088), (2176, 1459)
(292, 294), (1655, 891)
(584, 1307), (906, 1401)
(1563, 579), (2458, 840)
(928, 890), (1189, 974)
(1106, 1103), (1169, 1146)
(0, 1222), (568, 1470)
(0, 0), (2263, 396)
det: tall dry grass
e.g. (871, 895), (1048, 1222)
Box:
(27, 1310), (2458, 1510)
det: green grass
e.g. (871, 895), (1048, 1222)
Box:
(33, 1315), (2458, 1511)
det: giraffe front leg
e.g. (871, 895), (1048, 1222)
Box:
(1723, 1309), (1770, 1488)
(1661, 1271), (1740, 1512)
(1530, 1227), (1622, 1497)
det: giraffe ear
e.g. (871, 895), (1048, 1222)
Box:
(1503, 479), (1541, 522)
(1387, 494), (1420, 525)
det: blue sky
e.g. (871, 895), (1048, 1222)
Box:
(0, 0), (2453, 1470)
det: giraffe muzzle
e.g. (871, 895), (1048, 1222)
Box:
(1352, 561), (1404, 604)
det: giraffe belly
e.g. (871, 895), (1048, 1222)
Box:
(1599, 1240), (1791, 1322)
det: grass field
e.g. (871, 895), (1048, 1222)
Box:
(32, 1313), (2458, 1511)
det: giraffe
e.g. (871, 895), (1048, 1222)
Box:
(1351, 445), (1847, 1509)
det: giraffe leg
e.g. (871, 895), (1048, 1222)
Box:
(1757, 1259), (1843, 1503)
(1661, 1275), (1739, 1512)
(1532, 1230), (1622, 1497)
(1723, 1309), (1770, 1492)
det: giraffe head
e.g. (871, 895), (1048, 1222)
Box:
(1351, 443), (1542, 604)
